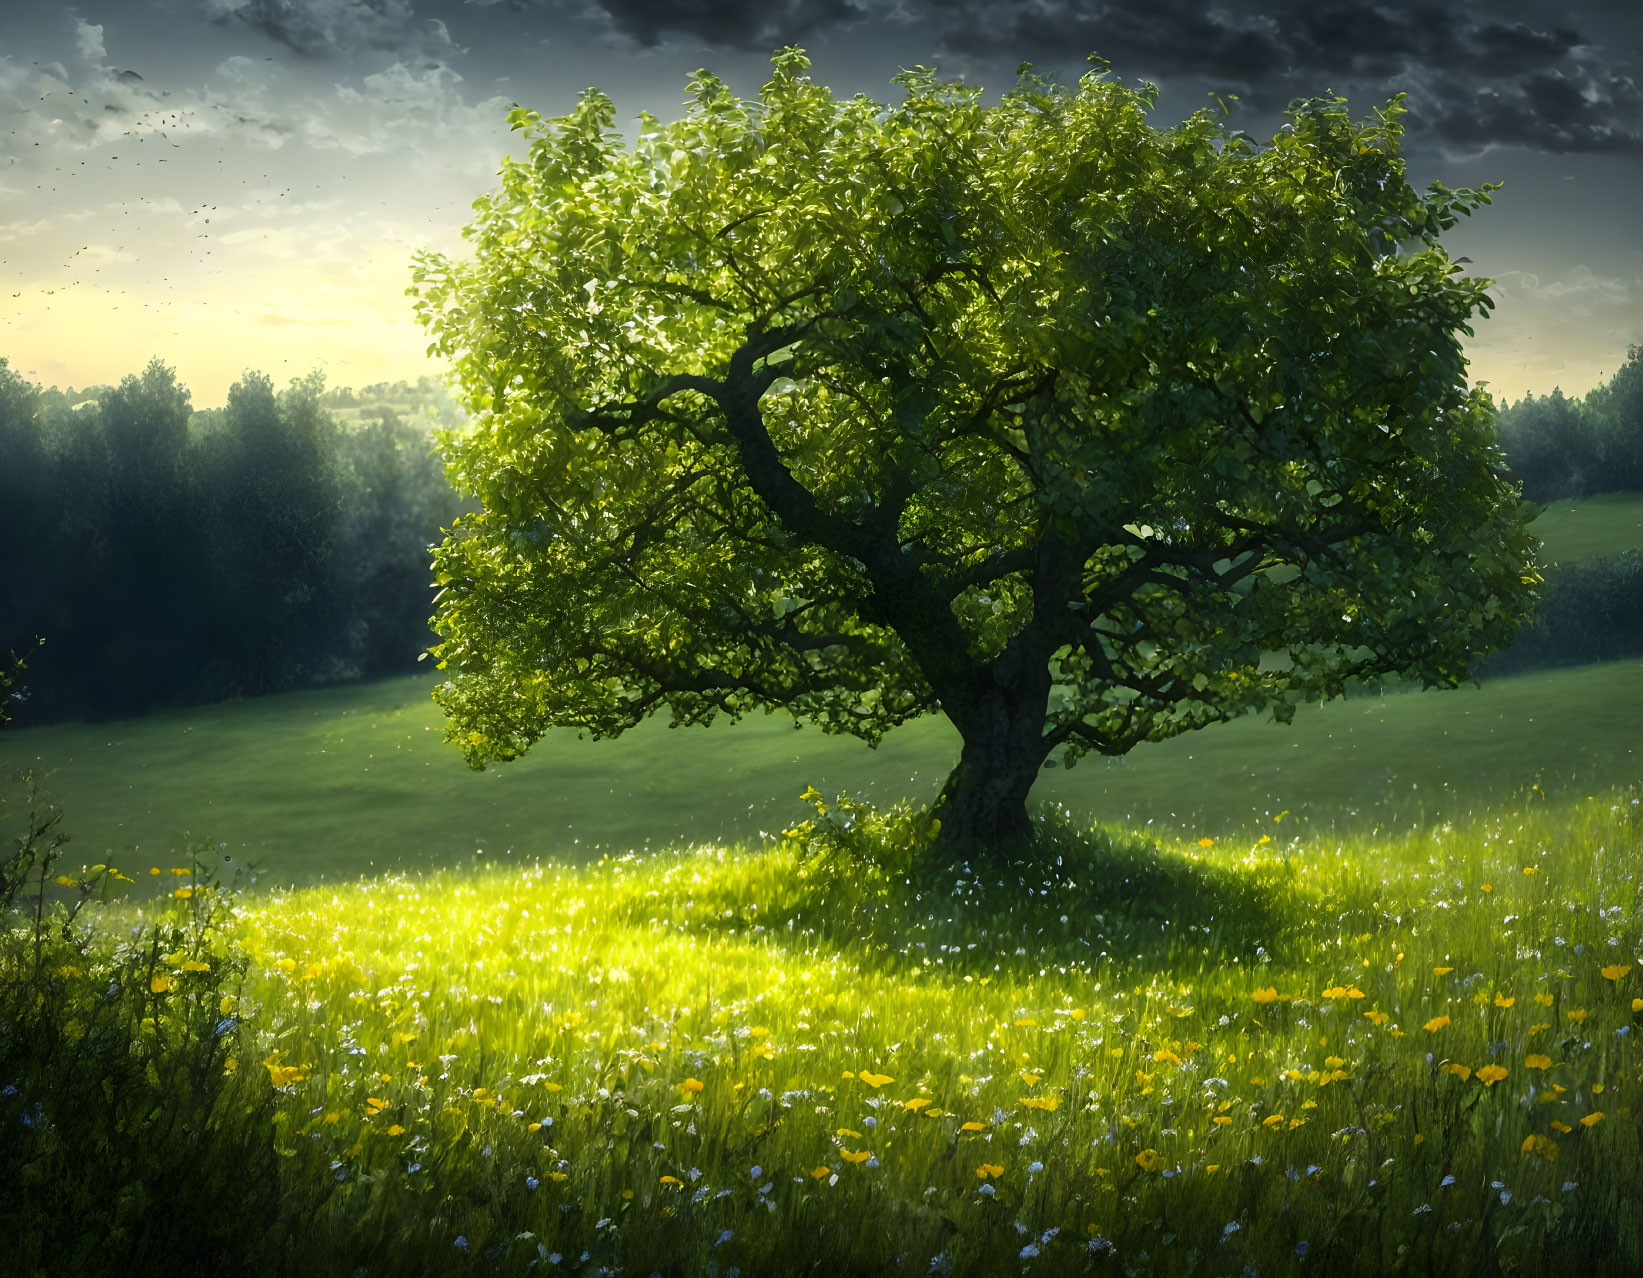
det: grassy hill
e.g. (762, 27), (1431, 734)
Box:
(2, 659), (1639, 890)
(8, 666), (1642, 1275)
(1530, 491), (1643, 566)
(6, 563), (1643, 1274)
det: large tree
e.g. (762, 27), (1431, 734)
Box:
(410, 48), (1538, 863)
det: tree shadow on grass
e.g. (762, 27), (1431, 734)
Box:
(621, 798), (1385, 987)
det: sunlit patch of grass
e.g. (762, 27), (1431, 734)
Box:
(96, 780), (1639, 1275)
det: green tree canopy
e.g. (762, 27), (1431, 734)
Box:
(410, 47), (1538, 863)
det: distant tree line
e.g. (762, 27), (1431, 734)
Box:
(1479, 343), (1643, 674)
(1475, 548), (1643, 678)
(2, 341), (1641, 728)
(0, 356), (469, 725)
(1492, 343), (1643, 502)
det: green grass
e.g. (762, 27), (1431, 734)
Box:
(41, 775), (1639, 1276)
(6, 657), (1643, 1273)
(2, 661), (1640, 889)
(1531, 491), (1643, 567)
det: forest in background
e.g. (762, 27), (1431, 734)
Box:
(0, 343), (1639, 727)
(0, 358), (470, 724)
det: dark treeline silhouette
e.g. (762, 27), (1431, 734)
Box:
(0, 356), (469, 725)
(3, 343), (1641, 727)
(1476, 548), (1643, 678)
(1493, 342), (1643, 502)
(1479, 343), (1643, 674)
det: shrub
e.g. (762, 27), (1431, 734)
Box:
(0, 777), (327, 1277)
(1478, 548), (1643, 677)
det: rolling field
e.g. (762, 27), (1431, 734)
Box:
(0, 658), (1639, 890)
(1531, 491), (1643, 566)
(9, 663), (1640, 1275)
(6, 516), (1643, 1275)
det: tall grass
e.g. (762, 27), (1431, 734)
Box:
(26, 778), (1634, 1276)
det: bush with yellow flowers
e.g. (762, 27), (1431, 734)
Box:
(0, 772), (333, 1277)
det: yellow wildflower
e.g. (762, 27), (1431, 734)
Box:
(1525, 1054), (1552, 1070)
(1423, 1016), (1451, 1032)
(1602, 965), (1631, 981)
(1476, 1065), (1508, 1086)
(1580, 1112), (1604, 1127)
(976, 1163), (1003, 1179)
(1521, 1134), (1558, 1160)
(1135, 1149), (1163, 1172)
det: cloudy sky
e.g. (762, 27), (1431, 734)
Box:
(1, 0), (1638, 409)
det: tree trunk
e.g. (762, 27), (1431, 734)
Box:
(927, 674), (1052, 866)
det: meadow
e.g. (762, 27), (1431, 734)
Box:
(3, 500), (1643, 1275)
(3, 654), (1642, 1275)
(1, 658), (1640, 890)
(1529, 492), (1643, 568)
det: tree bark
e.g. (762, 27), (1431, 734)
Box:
(927, 659), (1053, 865)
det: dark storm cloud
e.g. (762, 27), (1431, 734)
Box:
(563, 0), (1638, 157)
(203, 0), (464, 59)
(923, 0), (1642, 156)
(1425, 66), (1643, 155)
(581, 0), (872, 54)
